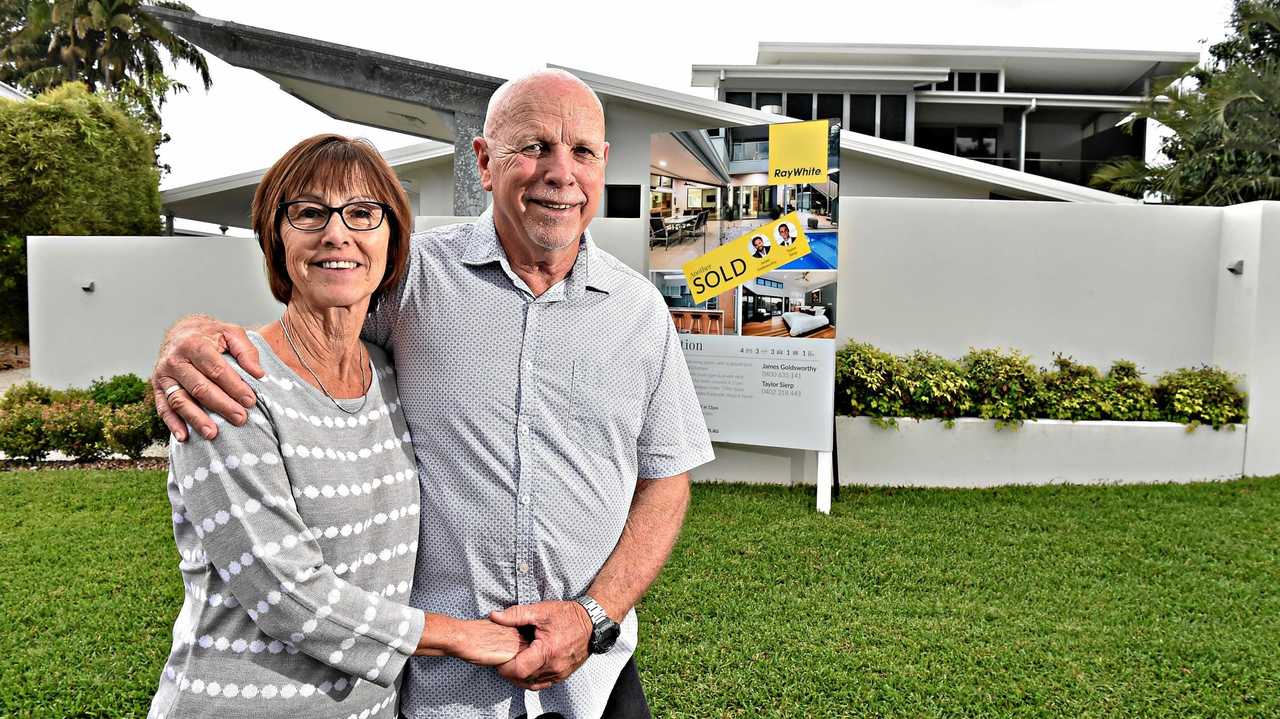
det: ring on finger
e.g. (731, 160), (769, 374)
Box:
(163, 384), (184, 399)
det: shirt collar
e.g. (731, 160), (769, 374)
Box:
(461, 206), (616, 298)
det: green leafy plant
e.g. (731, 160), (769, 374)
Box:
(89, 373), (148, 408)
(0, 401), (50, 460)
(899, 350), (971, 420)
(1155, 366), (1248, 429)
(961, 347), (1042, 429)
(0, 380), (53, 409)
(1037, 354), (1105, 421)
(835, 341), (905, 427)
(42, 396), (107, 460)
(0, 83), (162, 340)
(1100, 361), (1161, 421)
(103, 401), (156, 459)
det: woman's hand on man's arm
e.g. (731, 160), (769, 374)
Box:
(417, 614), (528, 666)
(153, 314), (264, 441)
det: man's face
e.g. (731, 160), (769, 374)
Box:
(752, 237), (765, 251)
(779, 225), (790, 239)
(476, 79), (609, 253)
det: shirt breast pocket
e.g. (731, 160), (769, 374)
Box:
(571, 358), (641, 457)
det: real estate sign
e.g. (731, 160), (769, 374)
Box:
(647, 120), (840, 451)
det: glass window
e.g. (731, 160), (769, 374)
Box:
(850, 94), (876, 135)
(785, 93), (813, 120)
(725, 91), (751, 108)
(955, 127), (998, 159)
(755, 92), (782, 111)
(916, 126), (954, 154)
(880, 95), (907, 141)
(936, 73), (954, 91)
(980, 72), (999, 92)
(958, 72), (977, 92)
(816, 93), (843, 121)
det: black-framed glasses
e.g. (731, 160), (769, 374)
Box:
(277, 200), (390, 232)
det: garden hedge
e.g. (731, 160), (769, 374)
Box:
(0, 84), (162, 341)
(836, 341), (1247, 429)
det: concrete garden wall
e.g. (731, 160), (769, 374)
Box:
(836, 416), (1246, 488)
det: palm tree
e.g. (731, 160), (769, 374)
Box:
(1090, 1), (1280, 205)
(0, 0), (210, 123)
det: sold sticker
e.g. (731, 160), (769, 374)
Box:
(682, 212), (810, 304)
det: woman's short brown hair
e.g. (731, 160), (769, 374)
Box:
(250, 134), (412, 306)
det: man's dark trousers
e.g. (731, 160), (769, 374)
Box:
(517, 657), (651, 719)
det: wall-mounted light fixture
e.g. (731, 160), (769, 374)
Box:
(81, 281), (95, 293)
(1227, 260), (1244, 276)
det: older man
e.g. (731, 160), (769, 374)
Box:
(152, 69), (713, 719)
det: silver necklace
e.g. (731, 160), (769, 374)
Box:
(279, 314), (369, 414)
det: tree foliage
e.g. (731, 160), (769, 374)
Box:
(0, 0), (209, 125)
(1090, 1), (1280, 205)
(0, 82), (161, 339)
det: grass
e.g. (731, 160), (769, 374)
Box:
(2, 471), (1278, 718)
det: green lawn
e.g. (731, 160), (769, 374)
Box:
(2, 471), (1278, 718)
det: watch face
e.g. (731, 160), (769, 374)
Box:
(593, 622), (621, 653)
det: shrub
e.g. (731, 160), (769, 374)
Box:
(0, 84), (162, 340)
(1155, 366), (1248, 429)
(962, 347), (1042, 428)
(835, 341), (904, 425)
(104, 402), (159, 460)
(1037, 354), (1105, 421)
(42, 398), (108, 461)
(900, 351), (971, 419)
(89, 374), (150, 409)
(0, 402), (50, 460)
(1100, 361), (1160, 421)
(0, 380), (53, 409)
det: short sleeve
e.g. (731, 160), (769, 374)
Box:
(634, 314), (715, 479)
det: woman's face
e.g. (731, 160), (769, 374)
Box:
(279, 183), (390, 312)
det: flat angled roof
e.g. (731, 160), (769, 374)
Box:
(754, 42), (1199, 93)
(560, 65), (1135, 205)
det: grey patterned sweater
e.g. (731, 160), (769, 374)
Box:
(148, 332), (425, 719)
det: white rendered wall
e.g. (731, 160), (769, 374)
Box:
(1242, 203), (1280, 475)
(838, 417), (1246, 488)
(28, 235), (283, 388)
(837, 197), (1223, 375)
(398, 160), (456, 217)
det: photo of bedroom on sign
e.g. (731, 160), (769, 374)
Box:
(649, 272), (739, 336)
(741, 271), (837, 339)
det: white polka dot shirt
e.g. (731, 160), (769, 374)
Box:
(364, 208), (714, 719)
(148, 335), (424, 719)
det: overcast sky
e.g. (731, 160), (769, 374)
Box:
(158, 0), (1234, 210)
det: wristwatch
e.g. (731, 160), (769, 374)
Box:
(574, 595), (621, 654)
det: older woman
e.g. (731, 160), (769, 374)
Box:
(147, 135), (520, 718)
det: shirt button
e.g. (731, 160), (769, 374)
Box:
(521, 493), (530, 506)
(517, 562), (529, 574)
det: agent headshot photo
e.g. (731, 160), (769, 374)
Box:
(750, 235), (771, 259)
(775, 222), (795, 246)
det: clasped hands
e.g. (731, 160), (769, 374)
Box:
(441, 600), (595, 691)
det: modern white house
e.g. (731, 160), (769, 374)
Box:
(148, 9), (1139, 233)
(30, 9), (1280, 493)
(692, 42), (1198, 187)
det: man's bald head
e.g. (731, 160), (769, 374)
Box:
(473, 68), (610, 256)
(483, 69), (604, 139)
